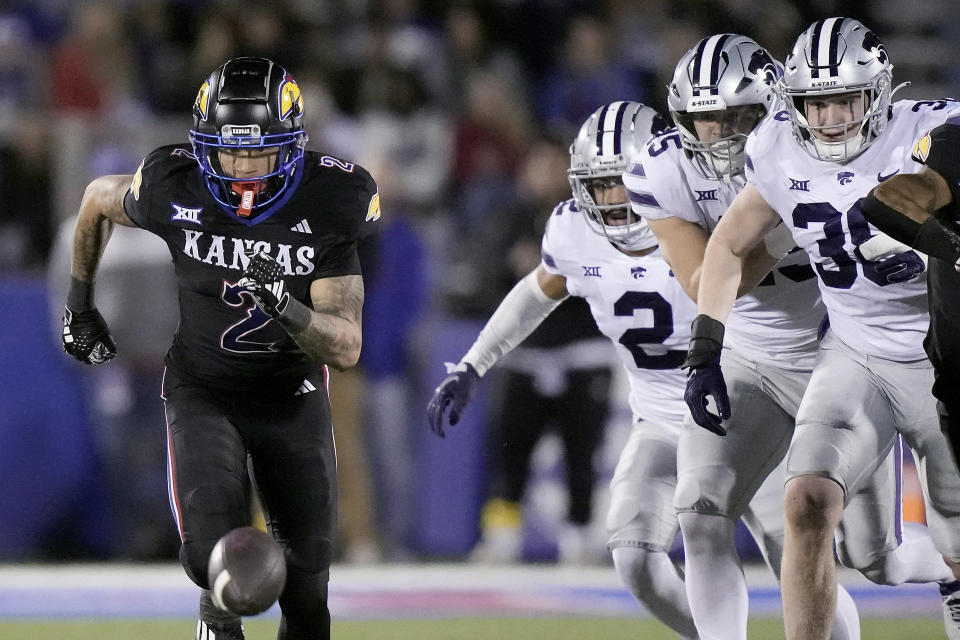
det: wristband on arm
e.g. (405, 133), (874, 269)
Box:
(276, 296), (312, 334)
(66, 277), (95, 311)
(682, 314), (725, 370)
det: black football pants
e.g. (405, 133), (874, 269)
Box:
(162, 368), (336, 640)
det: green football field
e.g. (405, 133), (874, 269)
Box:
(0, 617), (947, 640)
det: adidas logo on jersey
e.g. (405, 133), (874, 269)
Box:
(171, 203), (203, 225)
(291, 219), (312, 234)
(294, 380), (317, 396)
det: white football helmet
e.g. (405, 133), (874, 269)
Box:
(668, 34), (780, 181)
(782, 17), (894, 162)
(568, 101), (669, 251)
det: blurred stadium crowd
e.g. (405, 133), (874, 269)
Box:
(0, 0), (956, 563)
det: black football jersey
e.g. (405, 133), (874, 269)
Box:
(123, 144), (379, 390)
(911, 123), (960, 398)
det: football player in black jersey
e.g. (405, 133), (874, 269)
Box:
(861, 120), (960, 472)
(60, 57), (380, 640)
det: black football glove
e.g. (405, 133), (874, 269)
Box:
(239, 250), (291, 318)
(426, 362), (481, 438)
(682, 314), (730, 436)
(61, 307), (117, 365)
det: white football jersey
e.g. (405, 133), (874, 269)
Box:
(541, 199), (695, 427)
(623, 128), (824, 369)
(746, 99), (960, 360)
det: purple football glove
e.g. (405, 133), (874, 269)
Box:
(684, 362), (730, 436)
(427, 362), (481, 438)
(873, 251), (925, 284)
(682, 314), (730, 436)
(855, 235), (926, 285)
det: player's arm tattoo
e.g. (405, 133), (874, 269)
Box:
(71, 175), (138, 283)
(291, 274), (364, 370)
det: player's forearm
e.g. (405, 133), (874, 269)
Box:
(71, 194), (115, 283)
(670, 259), (703, 302)
(71, 176), (134, 283)
(288, 312), (363, 370)
(737, 243), (779, 296)
(647, 218), (709, 302)
(696, 238), (743, 324)
(273, 273), (365, 369)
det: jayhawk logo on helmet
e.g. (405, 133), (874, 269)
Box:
(131, 159), (145, 200)
(366, 192), (381, 222)
(279, 75), (303, 121)
(912, 132), (932, 163)
(195, 80), (211, 122)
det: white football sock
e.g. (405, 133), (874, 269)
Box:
(678, 512), (747, 640)
(611, 546), (697, 640)
(833, 583), (861, 640)
(681, 511), (862, 640)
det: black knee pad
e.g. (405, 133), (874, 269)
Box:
(178, 483), (247, 589)
(180, 539), (216, 589)
(277, 565), (331, 638)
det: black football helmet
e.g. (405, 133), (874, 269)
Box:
(189, 57), (307, 216)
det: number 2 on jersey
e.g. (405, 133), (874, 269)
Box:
(220, 280), (277, 353)
(614, 291), (686, 369)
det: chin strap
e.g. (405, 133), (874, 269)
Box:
(890, 81), (911, 99)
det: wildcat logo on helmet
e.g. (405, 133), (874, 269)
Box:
(195, 80), (211, 121)
(279, 75), (303, 121)
(912, 132), (932, 163)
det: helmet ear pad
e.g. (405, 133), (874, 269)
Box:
(189, 57), (307, 213)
